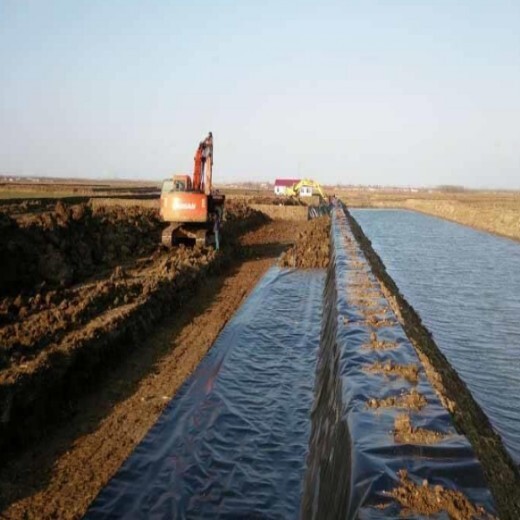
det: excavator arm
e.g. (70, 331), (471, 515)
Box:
(192, 143), (204, 192)
(287, 178), (326, 199)
(192, 133), (213, 193)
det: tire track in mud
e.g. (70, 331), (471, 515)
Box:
(345, 208), (520, 519)
(0, 219), (311, 520)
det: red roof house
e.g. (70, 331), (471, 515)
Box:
(273, 178), (300, 195)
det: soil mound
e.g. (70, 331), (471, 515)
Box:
(393, 414), (446, 444)
(365, 361), (419, 384)
(0, 202), (161, 296)
(279, 216), (330, 269)
(249, 196), (305, 206)
(0, 200), (269, 453)
(382, 469), (496, 519)
(362, 332), (398, 350)
(225, 201), (269, 225)
(368, 389), (427, 411)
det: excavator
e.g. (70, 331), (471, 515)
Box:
(160, 133), (225, 247)
(285, 178), (327, 200)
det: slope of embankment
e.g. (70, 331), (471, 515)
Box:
(0, 201), (316, 519)
(302, 207), (502, 519)
(345, 191), (520, 242)
(345, 208), (520, 518)
(1, 201), (518, 519)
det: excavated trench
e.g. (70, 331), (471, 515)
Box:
(0, 201), (269, 453)
(346, 209), (520, 518)
(302, 208), (498, 519)
(351, 208), (520, 467)
(0, 205), (323, 519)
(83, 207), (514, 519)
(1, 201), (516, 519)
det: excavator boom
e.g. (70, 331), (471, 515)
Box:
(286, 178), (326, 200)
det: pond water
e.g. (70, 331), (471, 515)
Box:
(352, 209), (520, 465)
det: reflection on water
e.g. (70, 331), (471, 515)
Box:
(352, 209), (520, 465)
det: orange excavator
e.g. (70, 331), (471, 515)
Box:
(160, 132), (225, 247)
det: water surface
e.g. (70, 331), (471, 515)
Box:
(352, 209), (520, 465)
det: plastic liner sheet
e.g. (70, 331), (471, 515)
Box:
(302, 207), (496, 519)
(86, 267), (325, 519)
(308, 204), (331, 219)
(352, 208), (520, 466)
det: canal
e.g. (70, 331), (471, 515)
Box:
(352, 208), (520, 465)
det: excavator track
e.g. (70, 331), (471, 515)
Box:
(161, 223), (182, 248)
(161, 223), (214, 248)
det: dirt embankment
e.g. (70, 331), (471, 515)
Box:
(279, 216), (330, 268)
(247, 196), (306, 206)
(0, 214), (314, 520)
(346, 208), (520, 519)
(401, 198), (520, 242)
(0, 201), (162, 296)
(0, 200), (267, 453)
(0, 181), (159, 199)
(344, 190), (520, 243)
(381, 469), (496, 520)
(0, 198), (74, 217)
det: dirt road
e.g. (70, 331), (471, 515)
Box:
(0, 219), (311, 519)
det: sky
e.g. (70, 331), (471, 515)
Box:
(0, 1), (519, 188)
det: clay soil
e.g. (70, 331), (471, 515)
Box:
(363, 332), (399, 351)
(0, 201), (162, 298)
(393, 414), (446, 445)
(279, 215), (330, 268)
(368, 389), (427, 411)
(365, 360), (419, 384)
(381, 469), (496, 520)
(0, 200), (315, 519)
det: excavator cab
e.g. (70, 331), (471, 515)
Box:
(161, 175), (192, 194)
(173, 175), (192, 192)
(161, 180), (174, 194)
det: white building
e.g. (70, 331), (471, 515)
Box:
(273, 178), (300, 196)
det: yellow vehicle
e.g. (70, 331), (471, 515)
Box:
(285, 178), (327, 200)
